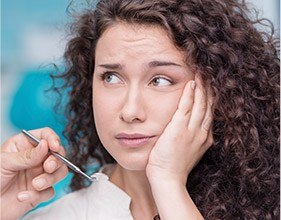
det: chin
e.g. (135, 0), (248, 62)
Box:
(115, 153), (150, 171)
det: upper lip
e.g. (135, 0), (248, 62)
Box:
(115, 133), (155, 139)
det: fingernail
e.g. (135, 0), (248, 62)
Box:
(49, 160), (57, 170)
(18, 192), (30, 201)
(191, 80), (196, 90)
(34, 178), (46, 189)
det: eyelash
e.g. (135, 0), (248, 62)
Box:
(99, 71), (117, 81)
(99, 71), (174, 86)
(150, 75), (174, 86)
(99, 71), (126, 86)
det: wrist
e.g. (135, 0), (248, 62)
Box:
(147, 174), (204, 220)
(146, 164), (188, 187)
(149, 177), (187, 197)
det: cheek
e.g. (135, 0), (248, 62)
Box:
(92, 90), (117, 159)
(147, 90), (182, 129)
(92, 86), (120, 134)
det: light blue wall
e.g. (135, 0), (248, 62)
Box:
(250, 0), (279, 32)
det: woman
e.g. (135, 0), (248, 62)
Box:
(1, 0), (279, 219)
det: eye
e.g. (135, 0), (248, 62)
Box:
(150, 76), (173, 87)
(101, 72), (122, 84)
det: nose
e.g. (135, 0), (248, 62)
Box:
(119, 86), (146, 123)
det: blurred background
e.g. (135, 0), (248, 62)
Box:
(1, 0), (280, 211)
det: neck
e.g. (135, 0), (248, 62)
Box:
(109, 164), (158, 219)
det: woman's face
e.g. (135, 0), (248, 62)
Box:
(93, 23), (194, 171)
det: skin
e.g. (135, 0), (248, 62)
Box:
(0, 22), (213, 220)
(93, 23), (213, 219)
(93, 23), (194, 171)
(0, 128), (68, 219)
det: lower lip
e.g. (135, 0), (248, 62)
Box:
(117, 137), (153, 148)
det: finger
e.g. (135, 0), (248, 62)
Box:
(32, 165), (68, 191)
(25, 128), (67, 166)
(2, 140), (49, 171)
(43, 154), (64, 174)
(177, 80), (196, 116)
(28, 127), (61, 152)
(1, 133), (38, 152)
(17, 188), (54, 206)
(188, 76), (208, 130)
(201, 86), (214, 132)
(171, 80), (196, 128)
(56, 144), (66, 157)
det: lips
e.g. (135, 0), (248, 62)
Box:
(115, 133), (155, 148)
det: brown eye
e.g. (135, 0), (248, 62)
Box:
(150, 76), (172, 86)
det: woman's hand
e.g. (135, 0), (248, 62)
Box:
(0, 127), (68, 220)
(146, 77), (213, 185)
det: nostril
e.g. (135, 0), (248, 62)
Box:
(119, 113), (143, 123)
(119, 91), (146, 123)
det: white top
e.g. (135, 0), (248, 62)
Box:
(21, 165), (133, 220)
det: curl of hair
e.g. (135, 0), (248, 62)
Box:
(55, 0), (279, 218)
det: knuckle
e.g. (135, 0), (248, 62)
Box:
(43, 127), (53, 133)
(23, 150), (33, 163)
(185, 108), (192, 116)
(202, 118), (212, 132)
(25, 151), (32, 160)
(43, 128), (59, 140)
(41, 127), (55, 140)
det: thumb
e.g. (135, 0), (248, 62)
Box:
(4, 140), (49, 171)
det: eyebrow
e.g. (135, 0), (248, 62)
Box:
(98, 60), (183, 70)
(148, 60), (182, 68)
(98, 63), (122, 69)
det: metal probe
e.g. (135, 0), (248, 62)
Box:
(22, 129), (94, 182)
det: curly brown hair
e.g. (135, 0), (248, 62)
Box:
(56, 0), (280, 219)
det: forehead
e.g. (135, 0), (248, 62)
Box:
(95, 22), (185, 64)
